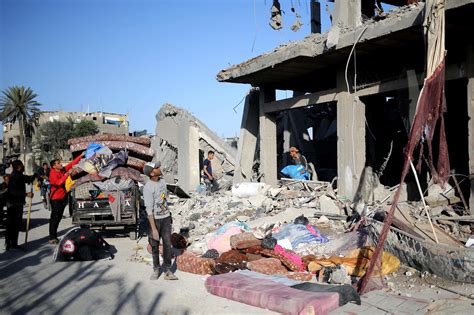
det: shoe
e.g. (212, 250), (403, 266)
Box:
(149, 270), (161, 280)
(48, 239), (59, 245)
(163, 271), (178, 280)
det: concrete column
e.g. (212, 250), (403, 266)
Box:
(336, 68), (366, 200)
(178, 121), (200, 193)
(310, 0), (321, 34)
(259, 87), (278, 187)
(327, 0), (362, 48)
(282, 113), (291, 166)
(467, 45), (474, 214)
(233, 89), (260, 184)
(406, 69), (421, 132)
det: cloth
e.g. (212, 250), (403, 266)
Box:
(235, 269), (302, 286)
(177, 251), (216, 275)
(208, 226), (242, 254)
(5, 204), (23, 248)
(148, 216), (173, 272)
(108, 191), (122, 222)
(72, 167), (143, 187)
(281, 165), (309, 180)
(49, 155), (82, 201)
(85, 143), (104, 159)
(7, 171), (34, 206)
(202, 249), (220, 259)
(273, 223), (329, 249)
(205, 272), (339, 315)
(143, 177), (169, 219)
(50, 199), (67, 240)
(247, 257), (289, 275)
(202, 159), (212, 178)
(216, 221), (251, 235)
(230, 232), (261, 250)
(65, 176), (75, 192)
(97, 150), (128, 178)
(68, 134), (152, 146)
(291, 282), (361, 307)
(216, 250), (248, 265)
(94, 177), (134, 191)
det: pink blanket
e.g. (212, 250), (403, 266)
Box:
(205, 272), (339, 315)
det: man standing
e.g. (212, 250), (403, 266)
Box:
(202, 150), (218, 192)
(5, 160), (34, 251)
(289, 147), (310, 174)
(143, 161), (178, 281)
(48, 154), (83, 244)
(37, 162), (50, 208)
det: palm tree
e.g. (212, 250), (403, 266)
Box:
(0, 86), (42, 163)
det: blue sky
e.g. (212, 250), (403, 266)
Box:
(1, 0), (333, 137)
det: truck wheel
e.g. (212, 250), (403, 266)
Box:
(129, 231), (137, 240)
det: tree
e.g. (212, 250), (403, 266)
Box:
(35, 120), (74, 161)
(0, 86), (41, 162)
(72, 120), (99, 138)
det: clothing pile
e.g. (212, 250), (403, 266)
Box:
(67, 135), (154, 221)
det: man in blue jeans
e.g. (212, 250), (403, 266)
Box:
(143, 161), (178, 281)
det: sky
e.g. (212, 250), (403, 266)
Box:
(1, 0), (334, 138)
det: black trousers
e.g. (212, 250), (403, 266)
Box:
(50, 199), (66, 240)
(6, 204), (23, 247)
(148, 215), (172, 272)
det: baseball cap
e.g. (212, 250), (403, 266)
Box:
(143, 161), (161, 176)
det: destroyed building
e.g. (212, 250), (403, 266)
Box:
(217, 0), (474, 214)
(154, 104), (237, 194)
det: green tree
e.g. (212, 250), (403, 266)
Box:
(35, 119), (74, 161)
(72, 119), (99, 138)
(0, 86), (41, 161)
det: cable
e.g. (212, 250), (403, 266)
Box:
(233, 94), (247, 114)
(251, 0), (259, 52)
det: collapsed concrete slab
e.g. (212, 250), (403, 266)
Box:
(154, 103), (237, 194)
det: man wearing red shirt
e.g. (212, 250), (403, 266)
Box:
(48, 153), (83, 244)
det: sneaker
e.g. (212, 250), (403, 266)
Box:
(164, 271), (178, 280)
(48, 239), (59, 245)
(149, 270), (161, 280)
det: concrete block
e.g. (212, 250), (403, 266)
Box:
(319, 195), (341, 215)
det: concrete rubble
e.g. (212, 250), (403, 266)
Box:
(153, 103), (237, 194)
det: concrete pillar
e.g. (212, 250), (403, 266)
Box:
(327, 0), (362, 48)
(406, 69), (421, 132)
(259, 87), (278, 187)
(467, 45), (474, 214)
(282, 113), (291, 166)
(178, 121), (200, 193)
(336, 68), (366, 200)
(233, 89), (260, 184)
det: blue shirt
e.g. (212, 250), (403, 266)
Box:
(203, 159), (212, 178)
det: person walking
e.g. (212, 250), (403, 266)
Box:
(37, 162), (50, 208)
(5, 160), (34, 251)
(202, 150), (218, 192)
(48, 154), (83, 244)
(143, 161), (178, 281)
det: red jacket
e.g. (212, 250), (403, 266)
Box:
(49, 155), (82, 201)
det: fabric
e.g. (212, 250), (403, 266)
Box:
(72, 167), (143, 187)
(261, 236), (277, 250)
(208, 226), (242, 254)
(70, 141), (154, 158)
(143, 177), (169, 219)
(108, 191), (122, 222)
(202, 249), (220, 259)
(170, 233), (188, 249)
(57, 227), (113, 261)
(244, 245), (304, 272)
(49, 154), (82, 201)
(68, 134), (151, 146)
(235, 269), (302, 286)
(273, 223), (329, 249)
(216, 250), (248, 265)
(5, 204), (23, 248)
(65, 176), (75, 192)
(291, 282), (361, 307)
(7, 171), (35, 206)
(97, 150), (128, 178)
(176, 251), (215, 275)
(230, 232), (261, 250)
(94, 177), (134, 191)
(287, 273), (313, 282)
(148, 216), (173, 272)
(205, 272), (340, 315)
(85, 143), (104, 159)
(281, 165), (309, 180)
(216, 221), (251, 235)
(247, 257), (289, 275)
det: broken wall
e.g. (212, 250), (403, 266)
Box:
(154, 104), (237, 193)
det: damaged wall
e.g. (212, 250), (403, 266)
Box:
(154, 103), (237, 193)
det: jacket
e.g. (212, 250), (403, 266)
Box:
(50, 155), (82, 201)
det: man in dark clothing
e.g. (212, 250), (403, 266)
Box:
(202, 151), (218, 192)
(5, 160), (34, 251)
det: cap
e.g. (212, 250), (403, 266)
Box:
(143, 161), (161, 176)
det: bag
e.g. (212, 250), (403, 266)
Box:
(58, 227), (114, 261)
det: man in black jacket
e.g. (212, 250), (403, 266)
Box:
(5, 160), (34, 251)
